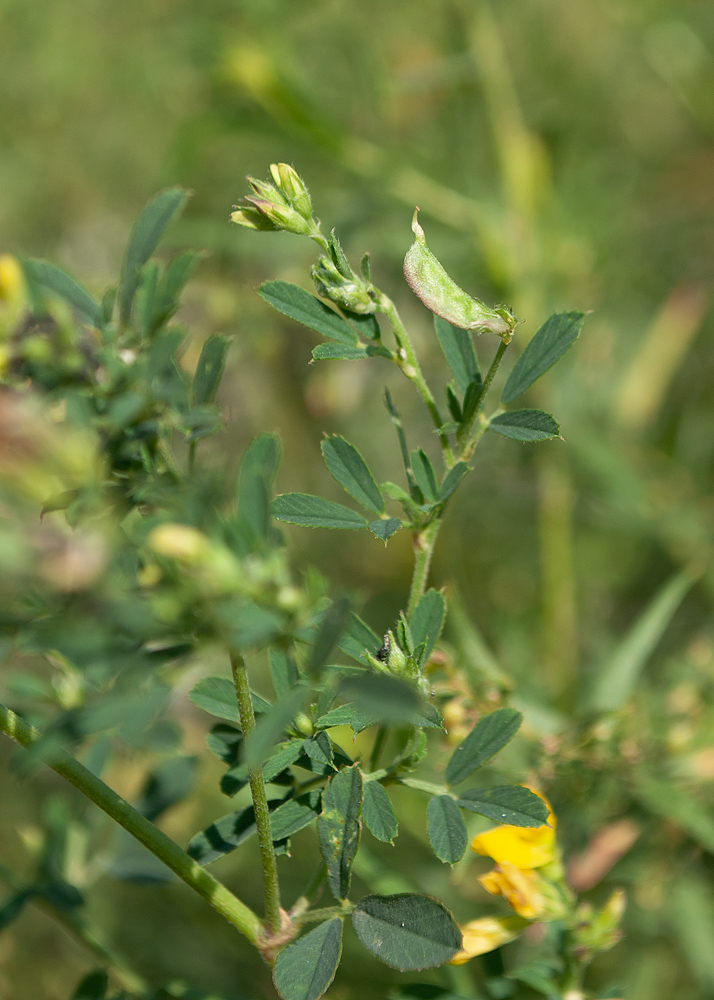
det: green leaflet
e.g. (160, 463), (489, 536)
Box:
(193, 335), (229, 406)
(336, 612), (382, 663)
(23, 259), (103, 326)
(118, 187), (189, 324)
(259, 280), (357, 344)
(434, 315), (481, 395)
(273, 918), (343, 1000)
(312, 342), (369, 360)
(456, 785), (549, 827)
(321, 435), (384, 514)
(410, 589), (445, 666)
(362, 781), (398, 844)
(317, 766), (363, 899)
(427, 796), (467, 864)
(501, 311), (585, 404)
(368, 518), (402, 541)
(439, 462), (469, 502)
(488, 409), (560, 442)
(188, 676), (270, 723)
(410, 449), (439, 502)
(270, 789), (322, 840)
(272, 493), (368, 530)
(352, 893), (461, 970)
(446, 708), (523, 785)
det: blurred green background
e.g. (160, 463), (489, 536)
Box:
(2, 0), (714, 997)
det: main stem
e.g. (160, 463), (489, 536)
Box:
(0, 702), (264, 946)
(230, 652), (282, 935)
(378, 295), (454, 465)
(407, 517), (442, 618)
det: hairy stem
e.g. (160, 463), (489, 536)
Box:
(457, 336), (510, 457)
(0, 702), (264, 946)
(407, 518), (442, 618)
(378, 294), (454, 465)
(230, 652), (282, 935)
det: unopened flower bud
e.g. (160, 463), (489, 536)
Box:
(232, 168), (321, 239)
(148, 523), (210, 562)
(311, 256), (376, 314)
(269, 163), (313, 220)
(404, 210), (517, 338)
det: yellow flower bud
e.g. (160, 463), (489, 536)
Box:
(148, 523), (210, 562)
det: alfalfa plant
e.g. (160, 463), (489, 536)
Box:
(0, 166), (622, 1000)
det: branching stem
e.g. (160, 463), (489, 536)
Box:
(0, 702), (264, 946)
(457, 336), (510, 457)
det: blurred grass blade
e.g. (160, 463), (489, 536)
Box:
(446, 586), (512, 691)
(590, 568), (697, 712)
(119, 187), (190, 324)
(668, 873), (714, 988)
(632, 774), (714, 854)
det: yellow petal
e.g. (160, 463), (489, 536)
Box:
(478, 862), (546, 919)
(449, 916), (524, 965)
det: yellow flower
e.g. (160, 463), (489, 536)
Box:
(479, 861), (547, 919)
(449, 915), (526, 965)
(471, 788), (556, 869)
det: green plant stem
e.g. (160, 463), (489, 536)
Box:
(397, 776), (451, 797)
(407, 517), (442, 618)
(378, 294), (454, 464)
(230, 651), (282, 935)
(294, 903), (353, 926)
(0, 860), (149, 995)
(457, 336), (510, 457)
(0, 702), (264, 947)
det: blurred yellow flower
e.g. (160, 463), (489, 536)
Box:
(449, 915), (525, 965)
(471, 788), (556, 869)
(479, 860), (547, 918)
(0, 254), (24, 304)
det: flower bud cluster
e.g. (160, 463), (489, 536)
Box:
(231, 163), (321, 240)
(311, 233), (377, 315)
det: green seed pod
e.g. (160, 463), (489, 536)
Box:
(403, 209), (517, 338)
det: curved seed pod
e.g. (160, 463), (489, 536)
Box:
(404, 210), (516, 338)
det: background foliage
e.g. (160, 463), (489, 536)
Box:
(2, 1), (714, 998)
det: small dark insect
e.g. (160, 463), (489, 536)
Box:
(375, 634), (391, 663)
